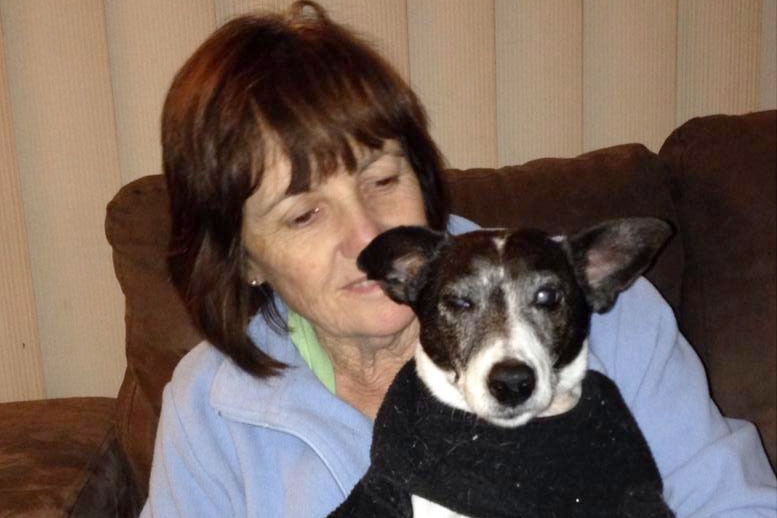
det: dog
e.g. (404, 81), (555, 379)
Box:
(331, 218), (674, 517)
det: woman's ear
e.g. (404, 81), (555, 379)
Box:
(242, 254), (265, 287)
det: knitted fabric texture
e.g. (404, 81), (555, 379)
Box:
(331, 361), (672, 517)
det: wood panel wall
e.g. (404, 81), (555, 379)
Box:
(0, 0), (774, 401)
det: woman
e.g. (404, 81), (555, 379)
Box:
(143, 2), (776, 516)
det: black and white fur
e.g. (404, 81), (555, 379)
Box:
(357, 218), (672, 517)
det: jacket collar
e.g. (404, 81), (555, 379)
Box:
(209, 299), (373, 494)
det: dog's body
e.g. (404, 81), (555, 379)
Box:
(353, 357), (666, 517)
(330, 218), (674, 517)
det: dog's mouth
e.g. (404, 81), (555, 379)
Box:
(481, 407), (542, 427)
(463, 379), (553, 428)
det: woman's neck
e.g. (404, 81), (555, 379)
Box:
(317, 320), (419, 419)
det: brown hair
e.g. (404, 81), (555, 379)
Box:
(162, 1), (449, 378)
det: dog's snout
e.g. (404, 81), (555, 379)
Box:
(487, 360), (535, 407)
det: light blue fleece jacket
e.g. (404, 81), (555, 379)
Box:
(142, 215), (777, 517)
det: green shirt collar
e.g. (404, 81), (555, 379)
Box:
(288, 309), (336, 393)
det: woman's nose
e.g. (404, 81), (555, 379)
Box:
(341, 201), (383, 259)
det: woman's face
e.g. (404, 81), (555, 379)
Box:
(242, 140), (428, 344)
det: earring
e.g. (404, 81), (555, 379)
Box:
(249, 279), (259, 287)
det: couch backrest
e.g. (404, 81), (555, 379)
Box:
(106, 113), (775, 496)
(445, 143), (684, 310)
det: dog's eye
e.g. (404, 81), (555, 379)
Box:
(443, 295), (473, 311)
(534, 287), (560, 308)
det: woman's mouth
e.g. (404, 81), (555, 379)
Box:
(343, 277), (382, 294)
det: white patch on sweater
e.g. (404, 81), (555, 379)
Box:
(412, 495), (472, 518)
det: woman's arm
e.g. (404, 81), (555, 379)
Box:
(591, 279), (777, 516)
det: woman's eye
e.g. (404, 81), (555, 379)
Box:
(288, 207), (320, 228)
(376, 175), (399, 187)
(534, 287), (560, 308)
(367, 174), (400, 192)
(443, 295), (474, 311)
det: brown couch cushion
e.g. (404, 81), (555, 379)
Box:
(444, 143), (684, 313)
(659, 111), (777, 467)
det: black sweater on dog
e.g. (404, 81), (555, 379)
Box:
(330, 360), (673, 518)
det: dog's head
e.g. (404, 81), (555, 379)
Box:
(357, 218), (671, 426)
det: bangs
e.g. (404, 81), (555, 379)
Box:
(247, 15), (421, 195)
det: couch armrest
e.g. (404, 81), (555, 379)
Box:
(106, 176), (204, 498)
(0, 397), (140, 516)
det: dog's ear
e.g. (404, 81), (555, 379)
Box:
(357, 226), (448, 305)
(566, 218), (673, 313)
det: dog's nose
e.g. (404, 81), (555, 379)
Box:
(487, 360), (535, 407)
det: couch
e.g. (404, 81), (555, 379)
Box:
(1, 110), (773, 516)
